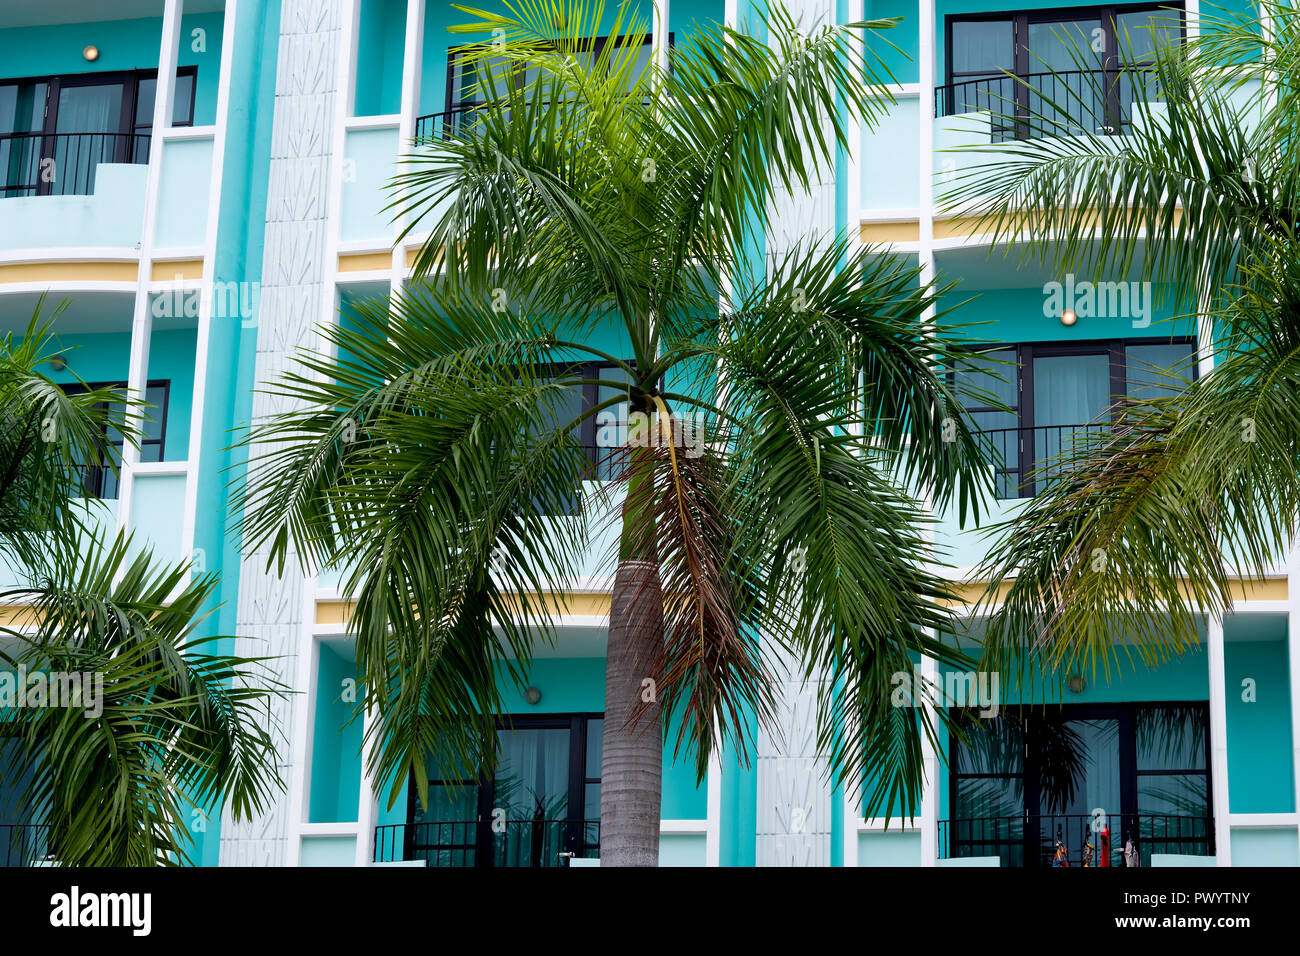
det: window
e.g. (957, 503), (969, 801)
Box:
(0, 67), (195, 196)
(947, 703), (1211, 866)
(953, 338), (1196, 498)
(406, 713), (602, 867)
(61, 381), (169, 500)
(423, 34), (670, 140)
(941, 4), (1184, 139)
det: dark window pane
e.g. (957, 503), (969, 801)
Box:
(135, 74), (197, 128)
(1136, 706), (1207, 770)
(952, 716), (1025, 775)
(585, 718), (603, 776)
(1125, 343), (1195, 400)
(1117, 10), (1182, 63)
(952, 20), (1014, 75)
(1138, 773), (1209, 817)
(955, 775), (1024, 820)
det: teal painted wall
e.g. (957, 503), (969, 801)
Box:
(0, 14), (225, 127)
(938, 284), (1196, 344)
(190, 0), (282, 866)
(355, 0), (406, 117)
(48, 328), (197, 462)
(1224, 640), (1295, 813)
(310, 643), (364, 823)
(864, 0), (920, 85)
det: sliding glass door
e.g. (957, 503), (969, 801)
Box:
(408, 714), (602, 867)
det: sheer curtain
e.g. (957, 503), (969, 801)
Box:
(53, 83), (123, 195)
(1033, 353), (1110, 485)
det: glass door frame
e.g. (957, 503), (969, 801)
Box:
(406, 712), (603, 867)
(948, 701), (1212, 866)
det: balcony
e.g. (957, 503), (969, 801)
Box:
(939, 812), (1213, 867)
(934, 66), (1158, 141)
(374, 820), (600, 868)
(0, 131), (152, 197)
(972, 422), (1111, 500)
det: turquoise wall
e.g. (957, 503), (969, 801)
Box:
(190, 0), (282, 866)
(310, 643), (364, 823)
(1224, 640), (1295, 813)
(864, 0), (920, 85)
(0, 14), (225, 127)
(48, 328), (196, 462)
(356, 0), (406, 116)
(938, 284), (1196, 343)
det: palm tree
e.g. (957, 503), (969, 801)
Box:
(240, 0), (992, 865)
(0, 310), (285, 866)
(937, 5), (1299, 687)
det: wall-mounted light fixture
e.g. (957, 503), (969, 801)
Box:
(1067, 673), (1086, 694)
(524, 686), (542, 706)
(49, 354), (67, 371)
(1060, 308), (1078, 327)
(82, 45), (100, 62)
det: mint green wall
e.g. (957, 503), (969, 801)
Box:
(0, 14), (225, 127)
(47, 328), (196, 462)
(310, 643), (364, 823)
(860, 829), (922, 865)
(1224, 640), (1295, 813)
(190, 0), (283, 866)
(356, 0), (406, 116)
(1230, 825), (1300, 866)
(301, 834), (358, 865)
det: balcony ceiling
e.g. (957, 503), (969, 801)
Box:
(0, 0), (224, 28)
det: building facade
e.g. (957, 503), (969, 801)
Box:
(0, 0), (1295, 867)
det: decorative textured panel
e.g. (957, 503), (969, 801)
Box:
(219, 0), (343, 867)
(755, 0), (838, 868)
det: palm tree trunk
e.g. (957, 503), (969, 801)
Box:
(599, 556), (664, 866)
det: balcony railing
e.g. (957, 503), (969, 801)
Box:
(413, 106), (481, 142)
(972, 422), (1111, 499)
(934, 67), (1159, 141)
(939, 812), (1213, 867)
(0, 131), (152, 198)
(2, 824), (53, 867)
(374, 820), (599, 867)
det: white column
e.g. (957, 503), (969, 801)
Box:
(285, 595), (321, 867)
(354, 699), (381, 866)
(117, 0), (182, 542)
(705, 743), (722, 866)
(1207, 615), (1233, 865)
(1288, 545), (1300, 865)
(919, 652), (940, 866)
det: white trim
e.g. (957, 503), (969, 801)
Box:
(286, 581), (322, 867)
(150, 247), (208, 262)
(0, 248), (141, 265)
(0, 282), (139, 297)
(660, 819), (708, 835)
(1207, 615), (1233, 865)
(860, 208), (923, 222)
(299, 822), (359, 837)
(1227, 813), (1299, 829)
(1288, 544), (1300, 864)
(116, 0), (182, 551)
(705, 740), (722, 866)
(179, 0), (241, 580)
(159, 125), (218, 142)
(131, 460), (190, 477)
(345, 114), (401, 130)
(858, 817), (920, 832)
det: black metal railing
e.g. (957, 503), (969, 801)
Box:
(972, 422), (1111, 499)
(2, 824), (53, 867)
(413, 106), (483, 142)
(374, 820), (599, 867)
(938, 812), (1212, 867)
(935, 68), (1160, 141)
(0, 131), (152, 198)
